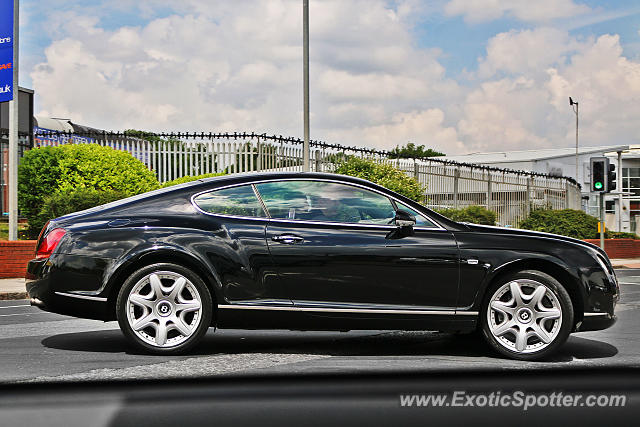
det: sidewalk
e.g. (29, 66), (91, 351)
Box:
(610, 258), (640, 269)
(0, 278), (27, 300)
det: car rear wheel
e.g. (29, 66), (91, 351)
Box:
(480, 270), (573, 361)
(116, 263), (213, 355)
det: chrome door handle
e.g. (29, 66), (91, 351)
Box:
(271, 234), (304, 244)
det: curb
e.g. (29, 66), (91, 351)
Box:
(0, 292), (28, 301)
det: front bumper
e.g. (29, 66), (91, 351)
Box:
(575, 313), (617, 332)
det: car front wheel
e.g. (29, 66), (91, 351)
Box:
(116, 263), (213, 354)
(481, 270), (573, 360)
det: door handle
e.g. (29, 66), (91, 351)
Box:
(271, 234), (304, 244)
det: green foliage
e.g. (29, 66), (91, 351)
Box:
(55, 144), (159, 194)
(607, 231), (638, 239)
(518, 209), (600, 239)
(389, 142), (445, 159)
(37, 188), (127, 229)
(334, 157), (425, 202)
(162, 172), (226, 188)
(19, 144), (160, 237)
(17, 146), (63, 235)
(435, 206), (497, 225)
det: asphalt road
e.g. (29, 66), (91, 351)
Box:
(2, 269), (639, 383)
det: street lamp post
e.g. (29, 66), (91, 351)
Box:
(569, 96), (579, 181)
(302, 0), (310, 172)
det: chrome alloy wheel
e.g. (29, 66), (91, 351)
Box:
(126, 271), (203, 348)
(487, 279), (563, 354)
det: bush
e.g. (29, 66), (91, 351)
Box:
(435, 206), (497, 225)
(17, 146), (63, 235)
(518, 209), (600, 239)
(37, 188), (127, 228)
(334, 157), (425, 202)
(19, 144), (160, 237)
(162, 172), (226, 188)
(55, 144), (159, 194)
(607, 231), (638, 239)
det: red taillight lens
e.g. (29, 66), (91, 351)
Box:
(36, 228), (66, 259)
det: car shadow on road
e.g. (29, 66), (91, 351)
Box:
(41, 329), (618, 363)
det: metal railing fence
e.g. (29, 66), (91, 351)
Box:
(32, 131), (581, 227)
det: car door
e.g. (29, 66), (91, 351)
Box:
(192, 183), (288, 306)
(254, 179), (460, 310)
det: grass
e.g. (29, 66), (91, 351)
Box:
(0, 221), (31, 240)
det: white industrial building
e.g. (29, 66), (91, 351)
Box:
(443, 145), (640, 234)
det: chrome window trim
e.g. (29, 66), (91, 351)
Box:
(190, 177), (447, 231)
(54, 291), (108, 302)
(218, 304), (477, 316)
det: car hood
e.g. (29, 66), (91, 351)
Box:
(463, 223), (605, 256)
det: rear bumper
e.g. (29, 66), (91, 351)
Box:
(26, 257), (111, 321)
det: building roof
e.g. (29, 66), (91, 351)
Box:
(443, 145), (632, 164)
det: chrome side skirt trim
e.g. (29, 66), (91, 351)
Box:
(583, 312), (610, 317)
(54, 291), (108, 302)
(218, 304), (478, 316)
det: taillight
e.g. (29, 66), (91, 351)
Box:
(36, 228), (66, 259)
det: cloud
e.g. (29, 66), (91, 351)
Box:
(444, 0), (591, 23)
(29, 0), (640, 157)
(31, 0), (464, 152)
(456, 30), (640, 152)
(477, 28), (582, 78)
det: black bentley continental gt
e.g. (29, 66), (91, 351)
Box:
(26, 172), (618, 360)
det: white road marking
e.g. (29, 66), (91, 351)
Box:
(0, 319), (119, 340)
(0, 305), (31, 310)
(0, 313), (36, 317)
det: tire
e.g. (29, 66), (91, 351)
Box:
(116, 263), (213, 355)
(480, 269), (573, 361)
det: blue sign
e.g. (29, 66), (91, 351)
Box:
(0, 0), (14, 103)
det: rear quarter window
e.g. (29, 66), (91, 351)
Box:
(193, 185), (266, 218)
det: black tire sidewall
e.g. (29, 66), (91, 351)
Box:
(480, 269), (574, 361)
(116, 262), (213, 355)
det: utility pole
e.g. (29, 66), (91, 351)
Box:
(8, 0), (19, 240)
(302, 0), (310, 172)
(569, 97), (579, 182)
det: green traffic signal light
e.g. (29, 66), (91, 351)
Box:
(595, 182), (603, 190)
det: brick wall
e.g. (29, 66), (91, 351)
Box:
(583, 239), (640, 259)
(0, 241), (37, 278)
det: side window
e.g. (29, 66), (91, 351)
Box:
(255, 180), (396, 224)
(395, 203), (438, 228)
(193, 185), (266, 218)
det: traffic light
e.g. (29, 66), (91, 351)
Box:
(608, 163), (617, 192)
(590, 157), (615, 192)
(591, 157), (607, 192)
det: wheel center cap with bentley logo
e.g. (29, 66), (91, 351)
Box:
(517, 308), (533, 324)
(156, 301), (173, 317)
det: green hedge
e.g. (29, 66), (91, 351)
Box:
(518, 209), (600, 239)
(19, 144), (160, 237)
(435, 206), (497, 225)
(37, 188), (127, 227)
(161, 172), (226, 188)
(334, 157), (425, 202)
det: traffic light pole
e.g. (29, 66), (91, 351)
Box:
(600, 192), (605, 250)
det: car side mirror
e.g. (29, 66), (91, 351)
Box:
(394, 209), (416, 228)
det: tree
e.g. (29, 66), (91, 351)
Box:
(389, 143), (445, 159)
